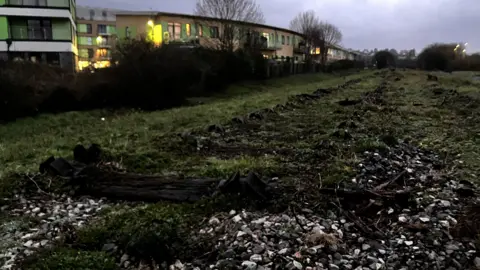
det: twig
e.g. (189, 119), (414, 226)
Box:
(373, 170), (406, 191)
(26, 175), (52, 197)
(290, 205), (308, 233)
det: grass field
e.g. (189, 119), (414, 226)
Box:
(0, 72), (366, 179)
(4, 69), (480, 269)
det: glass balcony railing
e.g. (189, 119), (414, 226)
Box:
(7, 0), (69, 8)
(10, 26), (52, 40)
(10, 26), (71, 41)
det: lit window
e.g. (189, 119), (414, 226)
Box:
(96, 48), (110, 58)
(186, 24), (191, 36)
(197, 24), (203, 37)
(168, 23), (181, 40)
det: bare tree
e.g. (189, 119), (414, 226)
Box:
(194, 0), (265, 51)
(289, 10), (319, 59)
(316, 21), (342, 65)
(289, 11), (342, 65)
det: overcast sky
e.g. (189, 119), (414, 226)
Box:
(78, 0), (480, 53)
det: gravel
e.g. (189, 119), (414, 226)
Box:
(164, 142), (480, 269)
(0, 193), (110, 269)
(2, 141), (479, 269)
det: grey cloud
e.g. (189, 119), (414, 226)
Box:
(78, 0), (480, 53)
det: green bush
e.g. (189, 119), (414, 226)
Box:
(0, 38), (269, 121)
(417, 46), (451, 71)
(374, 51), (396, 69)
(0, 61), (72, 121)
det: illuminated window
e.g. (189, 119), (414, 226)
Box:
(96, 48), (110, 58)
(186, 24), (191, 36)
(168, 23), (181, 40)
(197, 24), (203, 37)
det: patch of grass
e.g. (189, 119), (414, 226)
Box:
(355, 138), (389, 153)
(195, 156), (279, 178)
(0, 72), (369, 178)
(19, 248), (117, 270)
(74, 203), (206, 265)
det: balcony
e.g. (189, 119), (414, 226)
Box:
(11, 26), (52, 40)
(245, 36), (281, 51)
(95, 36), (112, 48)
(97, 43), (112, 48)
(6, 0), (70, 8)
(98, 31), (114, 36)
(10, 25), (71, 41)
(294, 45), (306, 54)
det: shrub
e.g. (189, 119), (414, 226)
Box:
(417, 48), (451, 71)
(1, 38), (271, 121)
(396, 59), (417, 69)
(0, 61), (71, 121)
(326, 60), (363, 72)
(374, 51), (396, 69)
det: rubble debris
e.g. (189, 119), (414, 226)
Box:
(337, 98), (362, 106)
(427, 74), (438, 81)
(206, 124), (225, 133)
(40, 145), (275, 203)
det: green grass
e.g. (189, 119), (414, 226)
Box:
(0, 72), (367, 178)
(19, 248), (117, 270)
(11, 68), (480, 268)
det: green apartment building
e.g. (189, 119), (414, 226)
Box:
(0, 0), (77, 71)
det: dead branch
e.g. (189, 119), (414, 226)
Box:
(373, 170), (407, 191)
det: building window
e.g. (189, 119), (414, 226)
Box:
(125, 27), (130, 38)
(96, 36), (109, 46)
(9, 0), (47, 6)
(78, 23), (92, 34)
(286, 36), (290, 45)
(168, 23), (181, 40)
(210, 26), (219, 38)
(281, 35), (285, 45)
(25, 19), (52, 40)
(262, 32), (269, 46)
(197, 24), (203, 37)
(79, 48), (94, 59)
(79, 36), (93, 45)
(186, 24), (191, 37)
(98, 24), (107, 34)
(97, 48), (110, 58)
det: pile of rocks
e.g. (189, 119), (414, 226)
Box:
(0, 193), (110, 269)
(167, 142), (479, 270)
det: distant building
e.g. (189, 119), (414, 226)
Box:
(114, 11), (307, 61)
(0, 0), (78, 71)
(76, 6), (118, 70)
(113, 11), (358, 62)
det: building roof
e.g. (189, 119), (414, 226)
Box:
(115, 11), (303, 36)
(77, 6), (127, 22)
